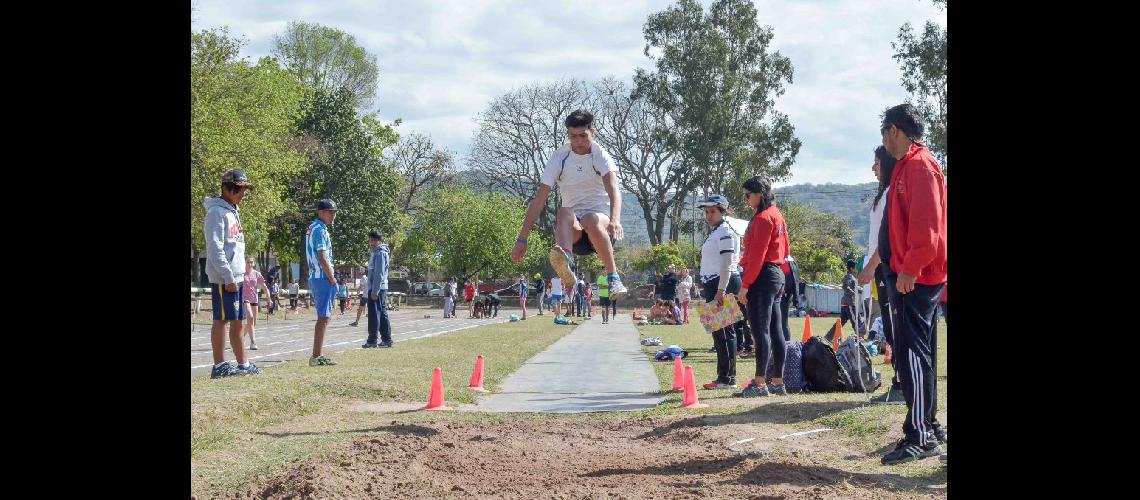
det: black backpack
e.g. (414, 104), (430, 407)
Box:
(801, 337), (851, 392)
(836, 336), (882, 393)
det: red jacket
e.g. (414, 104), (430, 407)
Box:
(740, 204), (790, 290)
(888, 143), (947, 285)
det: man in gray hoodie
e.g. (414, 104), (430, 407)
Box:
(202, 169), (260, 378)
(362, 230), (393, 348)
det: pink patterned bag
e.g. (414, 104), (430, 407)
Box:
(695, 294), (745, 334)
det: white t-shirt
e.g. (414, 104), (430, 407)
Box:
(678, 274), (693, 299)
(865, 187), (888, 298)
(289, 283), (299, 294)
(699, 220), (742, 283)
(539, 141), (619, 212)
(725, 216), (750, 274)
(358, 276), (369, 295)
(551, 277), (563, 296)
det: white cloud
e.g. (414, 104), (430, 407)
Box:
(192, 0), (946, 185)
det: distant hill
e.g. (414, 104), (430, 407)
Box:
(775, 183), (879, 249)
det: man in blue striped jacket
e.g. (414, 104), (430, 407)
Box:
(305, 199), (339, 366)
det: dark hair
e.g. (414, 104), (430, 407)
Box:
(742, 176), (775, 214)
(369, 230), (383, 241)
(882, 103), (924, 142)
(564, 109), (595, 129)
(846, 259), (857, 270)
(872, 146), (897, 210)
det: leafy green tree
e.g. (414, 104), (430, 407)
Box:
(404, 185), (546, 282)
(271, 87), (405, 278)
(793, 239), (845, 284)
(634, 0), (801, 227)
(631, 242), (686, 275)
(191, 28), (310, 264)
(892, 0), (947, 173)
(272, 21), (380, 110)
(780, 201), (855, 283)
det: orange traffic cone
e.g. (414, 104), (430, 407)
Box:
(671, 356), (684, 391)
(423, 367), (452, 411)
(681, 365), (708, 409)
(884, 343), (893, 365)
(802, 315), (813, 343)
(469, 355), (488, 392)
(832, 318), (843, 351)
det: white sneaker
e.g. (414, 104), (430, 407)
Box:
(248, 343), (258, 350)
(548, 245), (577, 289)
(608, 276), (628, 301)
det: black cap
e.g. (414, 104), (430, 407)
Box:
(221, 169), (255, 188)
(368, 230), (383, 240)
(317, 199), (338, 211)
(696, 194), (729, 208)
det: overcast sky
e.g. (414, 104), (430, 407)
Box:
(192, 0), (946, 187)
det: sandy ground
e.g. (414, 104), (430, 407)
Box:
(223, 414), (946, 499)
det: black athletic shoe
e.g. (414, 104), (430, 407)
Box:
(379, 341), (393, 348)
(881, 437), (941, 465)
(932, 426), (947, 445)
(361, 343), (379, 349)
(870, 386), (906, 405)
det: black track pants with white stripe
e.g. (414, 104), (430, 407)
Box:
(884, 274), (944, 446)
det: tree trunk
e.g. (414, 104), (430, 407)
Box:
(191, 247), (200, 288)
(298, 237), (309, 287)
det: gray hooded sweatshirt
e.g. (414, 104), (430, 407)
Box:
(368, 243), (390, 295)
(202, 196), (246, 285)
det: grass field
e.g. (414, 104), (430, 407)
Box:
(190, 317), (575, 495)
(632, 312), (948, 479)
(192, 311), (948, 497)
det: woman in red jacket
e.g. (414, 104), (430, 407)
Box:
(733, 176), (790, 398)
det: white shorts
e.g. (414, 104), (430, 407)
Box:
(566, 203), (611, 221)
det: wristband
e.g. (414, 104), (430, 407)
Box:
(516, 238), (527, 245)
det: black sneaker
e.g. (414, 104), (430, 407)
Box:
(881, 437), (941, 465)
(767, 384), (787, 395)
(870, 386), (906, 405)
(732, 384), (769, 398)
(361, 343), (379, 349)
(379, 341), (393, 348)
(210, 362), (236, 379)
(233, 362), (261, 376)
(932, 426), (947, 445)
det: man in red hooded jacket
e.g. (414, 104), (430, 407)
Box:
(877, 103), (947, 466)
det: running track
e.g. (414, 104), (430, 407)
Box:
(189, 307), (530, 377)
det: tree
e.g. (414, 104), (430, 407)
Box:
(402, 185), (548, 282)
(271, 87), (405, 279)
(389, 132), (455, 213)
(591, 77), (684, 245)
(781, 202), (856, 283)
(892, 0), (947, 173)
(467, 79), (592, 232)
(630, 242), (686, 275)
(634, 0), (801, 237)
(191, 28), (310, 269)
(272, 21), (380, 110)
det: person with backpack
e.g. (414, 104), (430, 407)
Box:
(875, 103), (947, 465)
(733, 176), (790, 398)
(859, 145), (905, 404)
(830, 259), (860, 341)
(509, 110), (629, 302)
